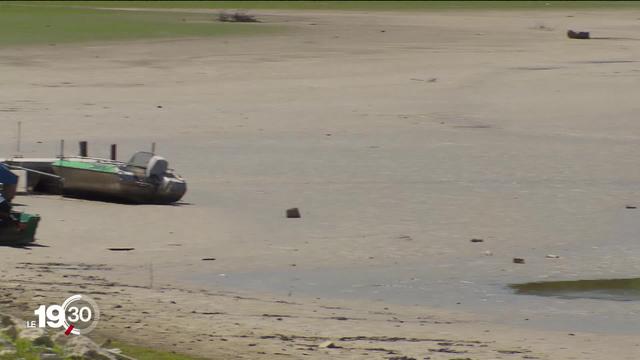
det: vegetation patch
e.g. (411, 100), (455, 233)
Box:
(217, 11), (259, 23)
(106, 340), (206, 360)
(6, 1), (640, 11)
(0, 4), (276, 47)
(0, 314), (201, 360)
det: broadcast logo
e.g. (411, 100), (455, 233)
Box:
(26, 294), (100, 335)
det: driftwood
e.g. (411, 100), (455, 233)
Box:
(567, 30), (590, 39)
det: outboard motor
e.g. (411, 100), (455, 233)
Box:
(146, 156), (168, 179)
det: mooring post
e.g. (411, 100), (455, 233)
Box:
(151, 142), (156, 154)
(79, 141), (88, 157)
(59, 139), (65, 158)
(16, 121), (22, 154)
(110, 144), (117, 160)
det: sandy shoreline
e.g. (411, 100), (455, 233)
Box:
(3, 264), (639, 360)
(2, 7), (640, 359)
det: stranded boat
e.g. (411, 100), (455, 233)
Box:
(0, 164), (40, 245)
(51, 151), (187, 204)
(0, 212), (40, 245)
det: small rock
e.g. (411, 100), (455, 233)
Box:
(1, 315), (17, 327)
(2, 325), (17, 340)
(0, 338), (14, 348)
(567, 30), (590, 39)
(0, 349), (16, 356)
(318, 340), (338, 349)
(53, 333), (117, 360)
(513, 258), (525, 264)
(40, 353), (62, 360)
(32, 335), (55, 348)
(18, 327), (45, 341)
(286, 208), (301, 218)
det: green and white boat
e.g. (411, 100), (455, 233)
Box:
(51, 151), (187, 204)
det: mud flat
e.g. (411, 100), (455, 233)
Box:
(2, 4), (640, 359)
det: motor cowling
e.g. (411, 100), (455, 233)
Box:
(146, 156), (168, 179)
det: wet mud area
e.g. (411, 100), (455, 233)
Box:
(0, 261), (534, 360)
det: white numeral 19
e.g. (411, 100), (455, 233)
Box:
(34, 305), (90, 328)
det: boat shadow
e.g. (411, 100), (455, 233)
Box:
(0, 242), (49, 249)
(60, 193), (194, 206)
(589, 36), (640, 41)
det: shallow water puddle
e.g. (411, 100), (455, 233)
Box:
(511, 278), (640, 301)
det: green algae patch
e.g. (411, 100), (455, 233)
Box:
(511, 278), (640, 301)
(0, 4), (276, 47)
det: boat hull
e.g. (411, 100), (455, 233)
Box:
(0, 212), (40, 245)
(52, 165), (186, 204)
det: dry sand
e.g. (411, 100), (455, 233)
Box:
(2, 8), (640, 359)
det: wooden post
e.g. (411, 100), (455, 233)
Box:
(110, 144), (117, 160)
(59, 140), (65, 158)
(151, 142), (156, 154)
(79, 141), (88, 157)
(16, 121), (21, 154)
